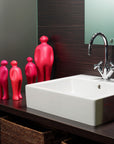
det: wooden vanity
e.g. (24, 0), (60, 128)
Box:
(0, 95), (113, 144)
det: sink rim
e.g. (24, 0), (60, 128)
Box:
(26, 74), (114, 101)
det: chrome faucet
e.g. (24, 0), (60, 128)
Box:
(88, 32), (114, 80)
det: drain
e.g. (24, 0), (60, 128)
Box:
(98, 84), (101, 89)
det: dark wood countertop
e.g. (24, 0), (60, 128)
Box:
(0, 96), (114, 144)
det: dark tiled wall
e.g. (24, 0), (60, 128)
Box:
(38, 0), (112, 79)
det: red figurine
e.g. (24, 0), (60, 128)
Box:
(10, 60), (22, 100)
(0, 60), (9, 100)
(25, 57), (37, 84)
(34, 35), (54, 82)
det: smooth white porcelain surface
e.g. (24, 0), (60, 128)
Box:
(26, 74), (114, 126)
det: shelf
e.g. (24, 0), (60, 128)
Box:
(0, 95), (114, 144)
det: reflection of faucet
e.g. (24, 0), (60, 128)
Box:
(88, 32), (114, 80)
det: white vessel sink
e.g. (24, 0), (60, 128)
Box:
(26, 74), (114, 126)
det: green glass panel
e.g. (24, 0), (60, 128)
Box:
(85, 0), (114, 45)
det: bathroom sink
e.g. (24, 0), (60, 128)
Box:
(26, 74), (114, 126)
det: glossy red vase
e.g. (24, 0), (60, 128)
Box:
(10, 60), (22, 100)
(0, 60), (9, 100)
(34, 35), (54, 82)
(25, 57), (37, 84)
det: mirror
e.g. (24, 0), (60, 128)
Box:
(85, 0), (114, 45)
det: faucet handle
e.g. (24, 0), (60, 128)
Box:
(110, 62), (114, 67)
(110, 62), (114, 70)
(94, 61), (103, 70)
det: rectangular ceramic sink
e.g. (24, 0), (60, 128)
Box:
(26, 74), (114, 126)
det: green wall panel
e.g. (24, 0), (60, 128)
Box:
(85, 0), (114, 45)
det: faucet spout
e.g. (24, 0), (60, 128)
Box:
(88, 32), (108, 67)
(88, 32), (114, 80)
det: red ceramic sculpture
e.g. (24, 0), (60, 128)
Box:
(34, 35), (54, 82)
(0, 60), (9, 100)
(25, 57), (37, 84)
(10, 60), (22, 100)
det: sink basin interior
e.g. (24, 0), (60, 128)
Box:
(29, 75), (114, 100)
